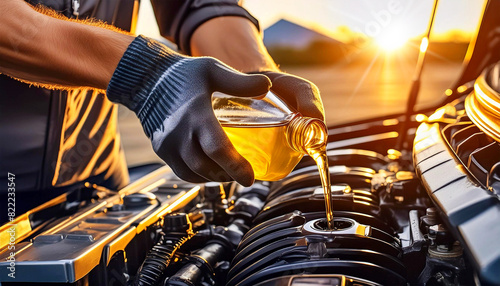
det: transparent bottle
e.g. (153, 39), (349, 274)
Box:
(212, 91), (328, 181)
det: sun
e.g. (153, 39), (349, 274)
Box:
(375, 28), (409, 52)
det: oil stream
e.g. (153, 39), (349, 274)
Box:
(307, 148), (333, 229)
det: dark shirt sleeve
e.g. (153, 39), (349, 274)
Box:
(150, 0), (260, 55)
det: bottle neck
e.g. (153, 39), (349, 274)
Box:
(286, 115), (328, 153)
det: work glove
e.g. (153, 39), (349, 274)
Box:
(258, 71), (325, 121)
(107, 36), (271, 186)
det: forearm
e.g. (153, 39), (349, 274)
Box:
(190, 17), (278, 73)
(0, 0), (134, 90)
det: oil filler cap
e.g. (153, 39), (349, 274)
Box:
(164, 213), (191, 233)
(123, 192), (156, 208)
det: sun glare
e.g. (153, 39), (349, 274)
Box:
(375, 28), (409, 52)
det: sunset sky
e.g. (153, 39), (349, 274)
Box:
(136, 0), (486, 46)
(243, 0), (485, 42)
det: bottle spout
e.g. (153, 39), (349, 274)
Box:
(286, 115), (328, 153)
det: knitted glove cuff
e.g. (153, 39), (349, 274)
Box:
(106, 35), (184, 112)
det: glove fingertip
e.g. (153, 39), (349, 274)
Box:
(231, 73), (271, 99)
(213, 67), (271, 98)
(236, 171), (255, 187)
(229, 157), (254, 186)
(248, 74), (272, 97)
(239, 179), (255, 188)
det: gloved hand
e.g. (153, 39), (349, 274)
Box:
(258, 71), (325, 121)
(107, 36), (271, 186)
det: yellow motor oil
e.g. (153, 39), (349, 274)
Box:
(221, 124), (302, 181)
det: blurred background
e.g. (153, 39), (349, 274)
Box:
(119, 0), (486, 167)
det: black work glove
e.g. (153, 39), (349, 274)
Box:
(259, 71), (325, 121)
(107, 36), (271, 186)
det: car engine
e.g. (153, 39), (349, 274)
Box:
(3, 1), (500, 283)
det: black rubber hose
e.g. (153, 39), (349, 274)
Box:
(165, 243), (225, 286)
(165, 222), (247, 286)
(135, 234), (192, 286)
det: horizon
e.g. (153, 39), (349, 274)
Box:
(263, 18), (475, 45)
(136, 1), (485, 50)
(244, 0), (486, 45)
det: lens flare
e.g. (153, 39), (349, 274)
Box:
(375, 28), (409, 52)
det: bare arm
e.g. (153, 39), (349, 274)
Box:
(190, 17), (278, 73)
(0, 0), (134, 90)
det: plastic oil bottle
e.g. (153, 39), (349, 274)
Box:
(213, 91), (334, 229)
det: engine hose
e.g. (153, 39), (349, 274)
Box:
(165, 243), (225, 286)
(165, 222), (247, 286)
(135, 233), (194, 286)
